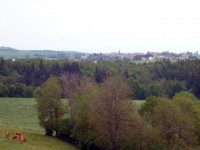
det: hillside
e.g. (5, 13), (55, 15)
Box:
(0, 46), (86, 60)
(0, 98), (78, 150)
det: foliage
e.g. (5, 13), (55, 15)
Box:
(88, 76), (149, 150)
(152, 100), (197, 149)
(149, 138), (167, 150)
(0, 58), (200, 99)
(173, 91), (200, 143)
(72, 79), (98, 147)
(140, 94), (199, 149)
(139, 96), (160, 123)
(35, 76), (65, 136)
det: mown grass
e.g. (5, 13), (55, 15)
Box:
(0, 98), (78, 150)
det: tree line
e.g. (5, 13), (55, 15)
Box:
(35, 75), (200, 150)
(0, 57), (200, 99)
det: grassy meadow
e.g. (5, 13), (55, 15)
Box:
(0, 98), (78, 150)
(0, 98), (41, 131)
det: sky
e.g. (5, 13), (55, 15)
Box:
(0, 0), (200, 53)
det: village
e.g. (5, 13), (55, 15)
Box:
(85, 50), (200, 62)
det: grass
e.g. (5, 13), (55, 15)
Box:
(133, 100), (145, 109)
(0, 98), (78, 150)
(0, 127), (78, 150)
(0, 98), (41, 132)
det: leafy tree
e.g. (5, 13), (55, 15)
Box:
(89, 76), (135, 150)
(23, 86), (34, 97)
(60, 73), (82, 121)
(152, 100), (197, 149)
(139, 96), (160, 123)
(35, 76), (65, 136)
(72, 78), (98, 148)
(173, 91), (200, 143)
(128, 78), (146, 99)
(0, 83), (8, 96)
(120, 113), (154, 150)
(94, 66), (108, 83)
(51, 62), (61, 76)
(140, 96), (198, 149)
(165, 80), (186, 98)
(173, 91), (199, 102)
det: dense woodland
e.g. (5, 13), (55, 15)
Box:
(0, 57), (200, 99)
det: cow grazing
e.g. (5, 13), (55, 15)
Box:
(15, 131), (21, 136)
(12, 131), (27, 144)
(5, 131), (10, 138)
(19, 135), (27, 144)
(13, 134), (20, 141)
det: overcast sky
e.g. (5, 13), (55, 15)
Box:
(0, 0), (200, 53)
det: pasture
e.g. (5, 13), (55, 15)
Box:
(0, 98), (78, 150)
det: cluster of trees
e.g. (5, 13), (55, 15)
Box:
(0, 83), (33, 97)
(35, 74), (200, 150)
(139, 93), (200, 149)
(0, 58), (81, 97)
(1, 57), (200, 99)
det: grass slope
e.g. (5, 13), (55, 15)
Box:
(0, 127), (77, 150)
(0, 98), (78, 150)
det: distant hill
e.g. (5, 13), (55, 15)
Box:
(0, 46), (18, 51)
(0, 46), (88, 60)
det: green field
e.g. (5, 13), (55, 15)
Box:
(0, 98), (78, 150)
(133, 100), (145, 108)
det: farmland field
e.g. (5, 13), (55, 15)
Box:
(0, 98), (78, 150)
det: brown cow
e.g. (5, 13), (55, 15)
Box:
(19, 135), (27, 144)
(12, 131), (27, 144)
(5, 131), (10, 138)
(13, 134), (20, 141)
(15, 131), (21, 136)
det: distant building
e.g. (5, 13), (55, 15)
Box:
(148, 57), (153, 60)
(118, 50), (121, 54)
(81, 55), (87, 60)
(194, 51), (199, 55)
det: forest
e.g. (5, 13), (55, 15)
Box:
(0, 57), (200, 99)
